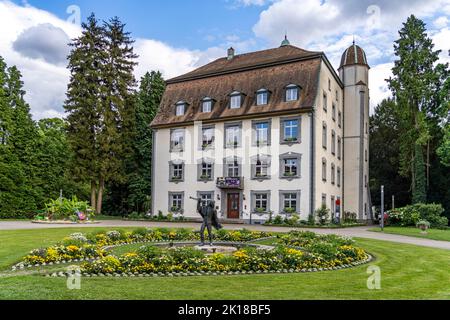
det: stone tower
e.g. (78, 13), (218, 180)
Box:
(339, 43), (371, 221)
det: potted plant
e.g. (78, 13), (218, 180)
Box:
(417, 220), (430, 234)
(284, 137), (298, 143)
(200, 174), (211, 181)
(283, 172), (296, 178)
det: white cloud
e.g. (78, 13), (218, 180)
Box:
(433, 16), (449, 28)
(252, 0), (450, 109)
(369, 63), (393, 114)
(233, 0), (273, 7)
(431, 27), (450, 64)
(0, 0), (80, 120)
(0, 0), (223, 120)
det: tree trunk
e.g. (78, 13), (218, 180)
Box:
(96, 177), (105, 215)
(91, 180), (97, 213)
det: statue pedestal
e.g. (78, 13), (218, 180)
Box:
(194, 245), (238, 254)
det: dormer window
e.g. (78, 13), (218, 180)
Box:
(230, 91), (242, 109)
(256, 89), (269, 106)
(285, 84), (299, 102)
(175, 101), (187, 116)
(202, 97), (213, 113)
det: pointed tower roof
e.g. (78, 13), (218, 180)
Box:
(339, 41), (369, 69)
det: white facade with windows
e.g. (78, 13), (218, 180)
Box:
(151, 41), (372, 223)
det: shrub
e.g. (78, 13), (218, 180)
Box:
(388, 203), (448, 228)
(342, 212), (357, 224)
(315, 205), (330, 225)
(43, 196), (94, 221)
(273, 215), (284, 225)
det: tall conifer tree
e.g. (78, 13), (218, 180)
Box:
(387, 15), (442, 203)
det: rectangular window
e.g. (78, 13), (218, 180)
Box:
(337, 167), (341, 187)
(284, 159), (298, 177)
(200, 162), (213, 180)
(331, 196), (335, 216)
(199, 193), (213, 206)
(337, 137), (342, 160)
(227, 160), (240, 178)
(173, 164), (183, 180)
(170, 129), (185, 152)
(280, 153), (301, 179)
(338, 111), (342, 128)
(286, 86), (299, 101)
(169, 192), (184, 212)
(283, 119), (299, 143)
(365, 149), (368, 162)
(328, 79), (331, 91)
(323, 93), (327, 112)
(175, 104), (185, 116)
(322, 194), (327, 206)
(331, 164), (336, 185)
(225, 125), (241, 148)
(255, 160), (269, 178)
(170, 162), (184, 182)
(255, 121), (269, 146)
(201, 127), (215, 149)
(202, 100), (212, 113)
(255, 194), (268, 212)
(322, 159), (327, 182)
(283, 193), (297, 212)
(322, 123), (327, 149)
(257, 91), (268, 105)
(230, 95), (241, 109)
(332, 104), (336, 121)
(331, 130), (336, 155)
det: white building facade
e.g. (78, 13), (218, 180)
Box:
(151, 41), (371, 223)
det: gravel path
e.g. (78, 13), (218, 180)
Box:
(1, 220), (449, 250)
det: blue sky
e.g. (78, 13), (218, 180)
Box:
(16, 0), (267, 50)
(1, 0), (449, 119)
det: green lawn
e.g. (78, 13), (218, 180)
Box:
(0, 227), (449, 300)
(369, 227), (450, 242)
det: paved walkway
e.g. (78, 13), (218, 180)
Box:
(1, 220), (449, 250)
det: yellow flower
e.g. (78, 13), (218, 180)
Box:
(287, 248), (303, 256)
(233, 250), (249, 259)
(67, 245), (79, 252)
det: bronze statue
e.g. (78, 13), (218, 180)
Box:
(191, 197), (223, 246)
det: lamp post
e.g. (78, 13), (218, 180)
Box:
(380, 186), (384, 231)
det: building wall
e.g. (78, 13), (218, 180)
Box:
(313, 61), (344, 219)
(152, 114), (312, 222)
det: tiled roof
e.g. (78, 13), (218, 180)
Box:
(151, 45), (324, 128)
(339, 44), (369, 69)
(168, 45), (322, 83)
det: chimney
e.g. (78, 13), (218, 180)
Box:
(227, 47), (235, 60)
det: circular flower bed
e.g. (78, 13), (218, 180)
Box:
(14, 229), (372, 276)
(14, 228), (273, 270)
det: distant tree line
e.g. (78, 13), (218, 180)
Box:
(370, 15), (450, 221)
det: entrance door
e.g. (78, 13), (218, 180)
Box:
(227, 193), (240, 219)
